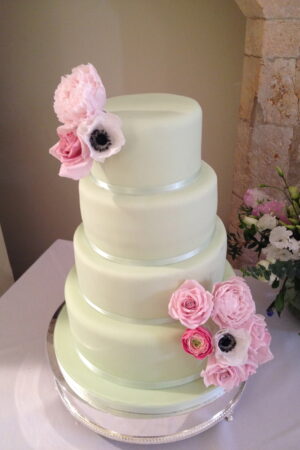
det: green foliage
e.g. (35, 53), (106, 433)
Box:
(227, 232), (243, 260)
(269, 260), (300, 280)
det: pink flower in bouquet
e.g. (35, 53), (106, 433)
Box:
(49, 125), (92, 180)
(211, 277), (255, 328)
(77, 111), (125, 163)
(168, 280), (213, 328)
(54, 63), (106, 127)
(201, 356), (246, 391)
(181, 327), (213, 360)
(252, 200), (289, 223)
(243, 188), (269, 209)
(245, 314), (273, 365)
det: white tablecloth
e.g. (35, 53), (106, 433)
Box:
(1, 239), (300, 450)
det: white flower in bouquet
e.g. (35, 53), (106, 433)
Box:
(256, 214), (277, 231)
(242, 216), (258, 227)
(287, 238), (300, 257)
(269, 226), (293, 249)
(263, 244), (293, 262)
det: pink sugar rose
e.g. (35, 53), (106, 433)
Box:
(245, 314), (273, 365)
(241, 359), (258, 378)
(168, 280), (213, 328)
(252, 200), (289, 223)
(243, 188), (269, 209)
(54, 63), (106, 127)
(77, 112), (125, 163)
(181, 327), (213, 360)
(211, 277), (256, 328)
(49, 125), (92, 180)
(201, 356), (247, 391)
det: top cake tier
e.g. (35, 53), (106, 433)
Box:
(91, 93), (202, 189)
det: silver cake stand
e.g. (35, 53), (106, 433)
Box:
(47, 304), (246, 445)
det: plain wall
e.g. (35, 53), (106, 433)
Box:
(0, 0), (245, 278)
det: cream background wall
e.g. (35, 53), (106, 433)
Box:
(0, 0), (245, 278)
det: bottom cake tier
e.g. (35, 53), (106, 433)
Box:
(53, 262), (235, 416)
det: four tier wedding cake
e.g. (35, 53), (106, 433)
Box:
(50, 64), (273, 416)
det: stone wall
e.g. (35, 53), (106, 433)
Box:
(230, 0), (300, 266)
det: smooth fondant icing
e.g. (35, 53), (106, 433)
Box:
(92, 93), (202, 188)
(79, 161), (217, 261)
(54, 92), (235, 415)
(74, 217), (227, 320)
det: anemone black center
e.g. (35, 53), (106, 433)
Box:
(90, 129), (111, 152)
(218, 333), (236, 353)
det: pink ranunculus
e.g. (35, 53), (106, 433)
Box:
(168, 280), (213, 328)
(54, 63), (106, 127)
(181, 327), (213, 360)
(211, 277), (256, 329)
(77, 111), (125, 163)
(201, 356), (246, 391)
(252, 200), (289, 223)
(243, 188), (269, 209)
(245, 314), (274, 365)
(49, 125), (92, 180)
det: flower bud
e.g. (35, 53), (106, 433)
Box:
(288, 186), (300, 200)
(275, 166), (284, 177)
(242, 216), (258, 227)
(287, 204), (297, 218)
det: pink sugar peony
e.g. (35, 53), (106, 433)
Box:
(54, 63), (106, 127)
(245, 314), (273, 365)
(243, 188), (269, 209)
(181, 327), (213, 360)
(77, 112), (125, 163)
(252, 200), (289, 223)
(168, 280), (213, 328)
(201, 356), (246, 391)
(49, 125), (92, 180)
(211, 277), (256, 328)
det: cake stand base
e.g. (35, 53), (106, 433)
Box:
(47, 304), (246, 445)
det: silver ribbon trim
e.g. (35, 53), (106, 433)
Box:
(77, 350), (200, 390)
(90, 167), (202, 196)
(89, 240), (207, 266)
(84, 294), (174, 325)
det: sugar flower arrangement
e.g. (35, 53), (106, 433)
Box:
(228, 167), (300, 318)
(168, 276), (273, 391)
(49, 64), (125, 180)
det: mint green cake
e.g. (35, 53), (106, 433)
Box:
(53, 93), (235, 415)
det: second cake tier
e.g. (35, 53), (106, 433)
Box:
(79, 161), (217, 262)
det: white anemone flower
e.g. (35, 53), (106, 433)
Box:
(214, 328), (251, 366)
(77, 111), (125, 163)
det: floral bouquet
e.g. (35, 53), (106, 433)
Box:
(49, 64), (125, 180)
(228, 167), (300, 318)
(168, 277), (273, 391)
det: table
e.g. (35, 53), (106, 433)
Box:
(1, 240), (300, 450)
